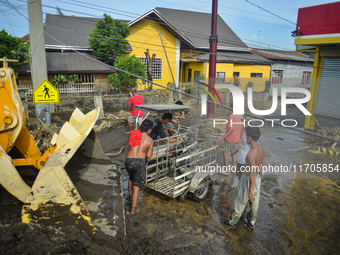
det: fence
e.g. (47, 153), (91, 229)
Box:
(18, 83), (120, 99)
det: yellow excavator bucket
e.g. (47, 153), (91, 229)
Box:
(0, 58), (118, 234)
(22, 108), (100, 233)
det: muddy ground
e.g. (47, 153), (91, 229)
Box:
(1, 105), (340, 254)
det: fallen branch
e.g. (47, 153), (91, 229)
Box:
(331, 142), (338, 153)
(106, 146), (124, 157)
(290, 146), (310, 151)
(39, 119), (45, 126)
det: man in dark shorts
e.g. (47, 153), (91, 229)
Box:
(125, 119), (154, 215)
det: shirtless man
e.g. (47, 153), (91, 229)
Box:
(224, 126), (264, 230)
(125, 119), (154, 215)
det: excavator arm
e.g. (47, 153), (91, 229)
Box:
(0, 57), (107, 233)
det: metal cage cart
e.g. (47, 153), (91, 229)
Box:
(134, 104), (218, 201)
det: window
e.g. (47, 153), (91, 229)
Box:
(78, 74), (94, 83)
(139, 57), (162, 80)
(272, 70), (283, 84)
(302, 71), (312, 84)
(233, 72), (240, 86)
(251, 73), (263, 78)
(216, 72), (225, 83)
(194, 71), (200, 82)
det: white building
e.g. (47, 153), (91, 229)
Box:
(252, 49), (314, 97)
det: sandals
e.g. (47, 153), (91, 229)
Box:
(224, 218), (236, 230)
(243, 217), (254, 230)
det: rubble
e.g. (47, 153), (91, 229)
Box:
(306, 127), (340, 151)
(32, 124), (60, 153)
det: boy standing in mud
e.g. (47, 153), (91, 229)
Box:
(125, 119), (154, 215)
(224, 126), (264, 230)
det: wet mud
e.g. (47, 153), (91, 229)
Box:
(1, 107), (339, 254)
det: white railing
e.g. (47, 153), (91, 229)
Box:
(18, 83), (119, 98)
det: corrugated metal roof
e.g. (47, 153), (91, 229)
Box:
(20, 52), (115, 73)
(185, 51), (271, 64)
(46, 52), (115, 73)
(129, 7), (249, 52)
(45, 14), (100, 48)
(251, 49), (314, 62)
(44, 14), (130, 49)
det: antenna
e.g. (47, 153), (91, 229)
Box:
(257, 30), (261, 48)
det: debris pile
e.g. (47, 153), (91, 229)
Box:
(32, 124), (60, 153)
(306, 127), (340, 151)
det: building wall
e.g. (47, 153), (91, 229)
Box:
(180, 62), (271, 92)
(295, 2), (340, 130)
(127, 19), (178, 89)
(17, 73), (110, 86)
(182, 62), (206, 82)
(270, 62), (313, 96)
(17, 73), (32, 86)
(233, 64), (270, 92)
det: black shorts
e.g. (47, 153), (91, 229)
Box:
(125, 158), (146, 188)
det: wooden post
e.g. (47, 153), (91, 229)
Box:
(144, 49), (155, 90)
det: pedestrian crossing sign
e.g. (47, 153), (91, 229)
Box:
(33, 79), (59, 104)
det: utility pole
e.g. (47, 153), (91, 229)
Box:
(158, 31), (176, 87)
(27, 0), (51, 126)
(207, 0), (218, 118)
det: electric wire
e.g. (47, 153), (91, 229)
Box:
(3, 1), (339, 143)
(244, 0), (296, 25)
(10, 0), (295, 51)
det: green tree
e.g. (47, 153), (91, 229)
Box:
(0, 29), (28, 70)
(53, 74), (81, 85)
(108, 55), (146, 92)
(89, 14), (130, 62)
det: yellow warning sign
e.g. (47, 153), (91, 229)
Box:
(33, 79), (59, 104)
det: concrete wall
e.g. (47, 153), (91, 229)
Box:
(270, 62), (313, 97)
(26, 92), (171, 115)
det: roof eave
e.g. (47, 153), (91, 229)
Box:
(130, 8), (251, 53)
(128, 8), (197, 48)
(45, 45), (91, 51)
(194, 46), (251, 52)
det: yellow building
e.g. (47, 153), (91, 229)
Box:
(294, 2), (340, 130)
(127, 8), (271, 92)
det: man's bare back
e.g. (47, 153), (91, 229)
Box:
(127, 133), (153, 159)
(244, 143), (265, 178)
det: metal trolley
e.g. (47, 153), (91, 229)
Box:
(134, 104), (218, 201)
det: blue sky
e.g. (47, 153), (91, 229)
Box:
(0, 0), (333, 50)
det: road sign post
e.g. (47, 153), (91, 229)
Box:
(33, 80), (59, 125)
(33, 79), (60, 104)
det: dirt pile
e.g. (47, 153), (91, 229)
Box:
(0, 221), (178, 255)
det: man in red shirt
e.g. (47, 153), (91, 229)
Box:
(127, 88), (143, 134)
(218, 113), (244, 175)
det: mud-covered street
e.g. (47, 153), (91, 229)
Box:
(98, 102), (340, 254)
(0, 105), (339, 254)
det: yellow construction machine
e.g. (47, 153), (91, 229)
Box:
(0, 57), (104, 233)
